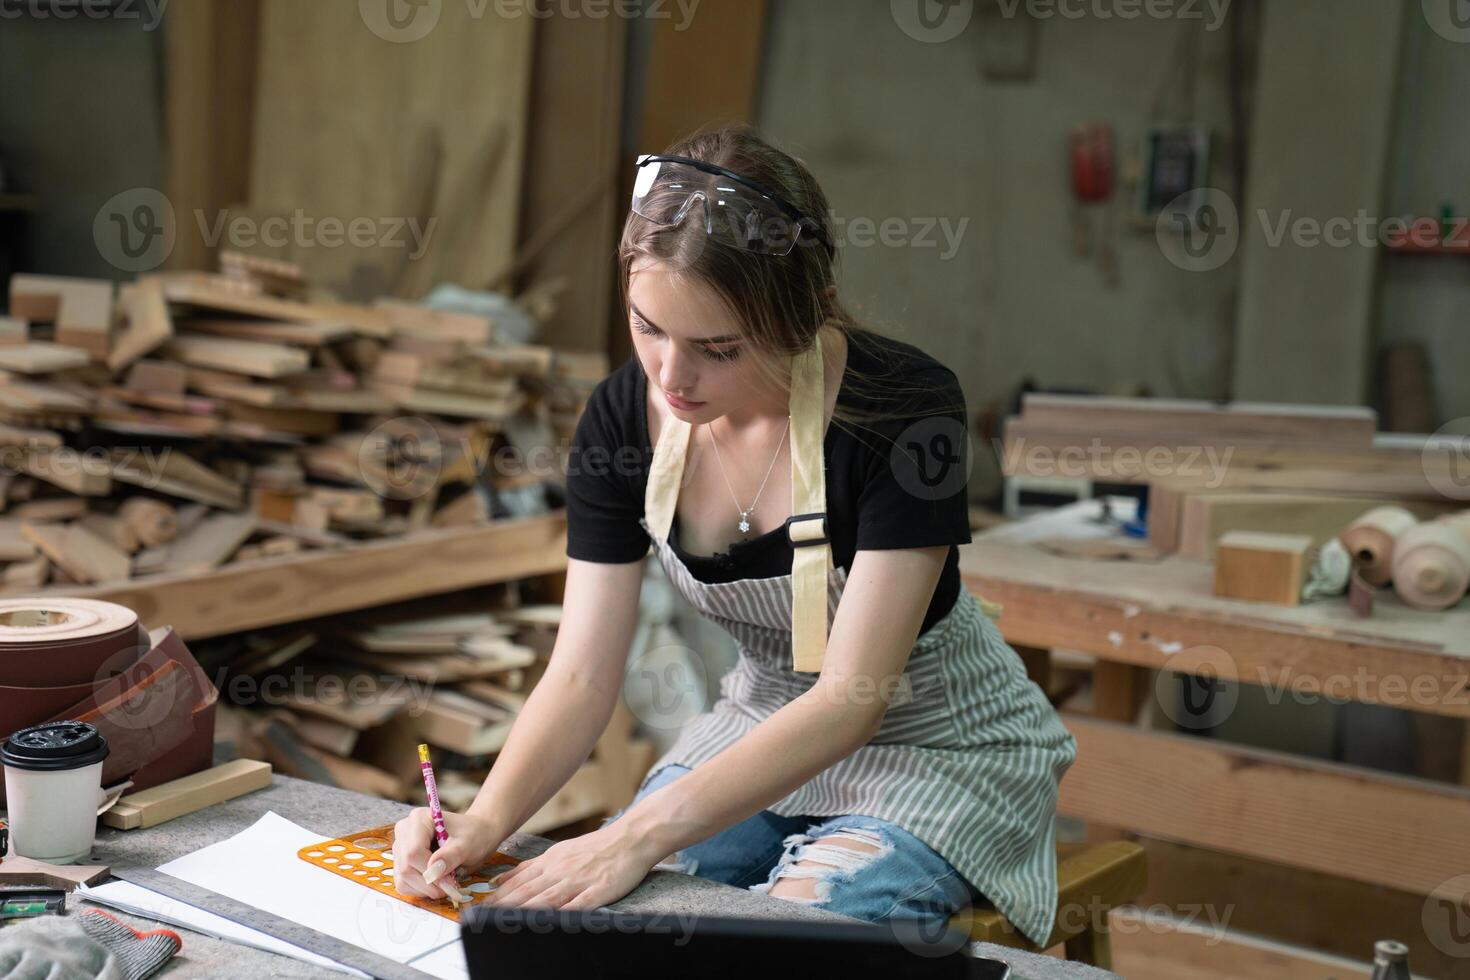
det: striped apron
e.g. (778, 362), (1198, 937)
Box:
(637, 335), (1077, 946)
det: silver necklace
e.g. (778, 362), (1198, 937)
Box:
(707, 417), (790, 535)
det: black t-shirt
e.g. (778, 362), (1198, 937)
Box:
(565, 329), (973, 634)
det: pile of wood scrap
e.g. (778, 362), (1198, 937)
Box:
(207, 597), (654, 830)
(1003, 395), (1470, 611)
(0, 257), (606, 593)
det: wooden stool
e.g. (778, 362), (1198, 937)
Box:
(950, 841), (1147, 969)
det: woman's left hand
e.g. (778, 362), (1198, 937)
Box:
(487, 824), (660, 911)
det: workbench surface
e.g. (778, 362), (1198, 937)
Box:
(15, 775), (1116, 980)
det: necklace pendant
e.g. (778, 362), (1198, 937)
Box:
(738, 516), (751, 534)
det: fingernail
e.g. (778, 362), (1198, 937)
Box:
(425, 860), (445, 882)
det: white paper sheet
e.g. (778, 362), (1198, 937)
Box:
(154, 811), (463, 967)
(79, 879), (370, 978)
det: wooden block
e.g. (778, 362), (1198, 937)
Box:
(164, 334), (310, 378)
(1213, 531), (1314, 606)
(108, 276), (173, 371)
(20, 521), (131, 583)
(54, 279), (115, 360)
(100, 759), (272, 830)
(0, 342), (90, 375)
(117, 498), (178, 549)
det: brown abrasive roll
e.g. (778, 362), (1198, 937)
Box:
(1391, 520), (1470, 611)
(0, 598), (147, 689)
(1340, 506), (1419, 586)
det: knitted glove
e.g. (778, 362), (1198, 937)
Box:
(0, 918), (123, 980)
(76, 910), (180, 980)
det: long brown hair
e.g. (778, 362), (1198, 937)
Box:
(618, 123), (952, 431)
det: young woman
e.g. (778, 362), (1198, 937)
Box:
(393, 125), (1075, 945)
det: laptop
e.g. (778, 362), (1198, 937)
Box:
(462, 906), (1011, 979)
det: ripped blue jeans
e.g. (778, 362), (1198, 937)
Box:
(605, 763), (978, 927)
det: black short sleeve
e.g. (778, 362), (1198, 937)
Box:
(852, 367), (974, 552)
(564, 363), (652, 563)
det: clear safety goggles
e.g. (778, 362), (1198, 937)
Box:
(631, 154), (835, 258)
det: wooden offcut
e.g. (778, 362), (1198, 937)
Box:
(1212, 531), (1313, 606)
(101, 759), (273, 830)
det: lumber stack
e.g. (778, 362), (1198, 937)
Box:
(0, 258), (606, 593)
(207, 596), (654, 830)
(1003, 394), (1470, 611)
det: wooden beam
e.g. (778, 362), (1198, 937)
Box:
(60, 513), (568, 639)
(1058, 715), (1470, 896)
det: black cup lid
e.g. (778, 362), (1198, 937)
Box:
(1, 720), (110, 772)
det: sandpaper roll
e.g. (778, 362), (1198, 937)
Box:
(0, 598), (147, 688)
(1391, 520), (1470, 611)
(1340, 506), (1419, 586)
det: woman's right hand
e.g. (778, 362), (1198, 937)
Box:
(391, 807), (506, 900)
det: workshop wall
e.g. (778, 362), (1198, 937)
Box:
(758, 1), (1243, 426)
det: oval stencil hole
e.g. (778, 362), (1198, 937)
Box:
(383, 868), (395, 876)
(326, 845), (345, 853)
(344, 852), (364, 860)
(338, 864), (354, 871)
(353, 870), (367, 876)
(352, 837), (390, 850)
(367, 876), (380, 882)
(306, 851), (324, 858)
(323, 857), (338, 864)
(362, 860), (383, 868)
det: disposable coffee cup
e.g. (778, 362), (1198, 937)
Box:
(2, 720), (111, 864)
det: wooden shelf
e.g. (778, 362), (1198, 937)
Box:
(53, 512), (569, 640)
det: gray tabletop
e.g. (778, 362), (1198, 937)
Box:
(14, 775), (1117, 980)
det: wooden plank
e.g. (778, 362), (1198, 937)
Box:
(101, 759), (272, 830)
(185, 318), (353, 346)
(159, 511), (257, 573)
(21, 522), (131, 584)
(1019, 394), (1378, 445)
(1059, 715), (1470, 896)
(0, 342), (89, 374)
(1002, 425), (1467, 501)
(165, 334), (310, 378)
(0, 520), (38, 561)
(373, 299), (495, 345)
(164, 0), (260, 272)
(65, 512), (568, 639)
(249, 0), (533, 298)
(1213, 531), (1313, 606)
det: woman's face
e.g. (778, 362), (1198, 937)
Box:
(627, 262), (777, 424)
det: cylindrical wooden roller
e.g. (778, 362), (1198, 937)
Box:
(1340, 506), (1418, 586)
(1391, 520), (1470, 611)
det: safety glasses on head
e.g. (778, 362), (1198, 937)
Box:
(631, 154), (836, 259)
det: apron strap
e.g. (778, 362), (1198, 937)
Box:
(788, 333), (830, 673)
(644, 413), (692, 541)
